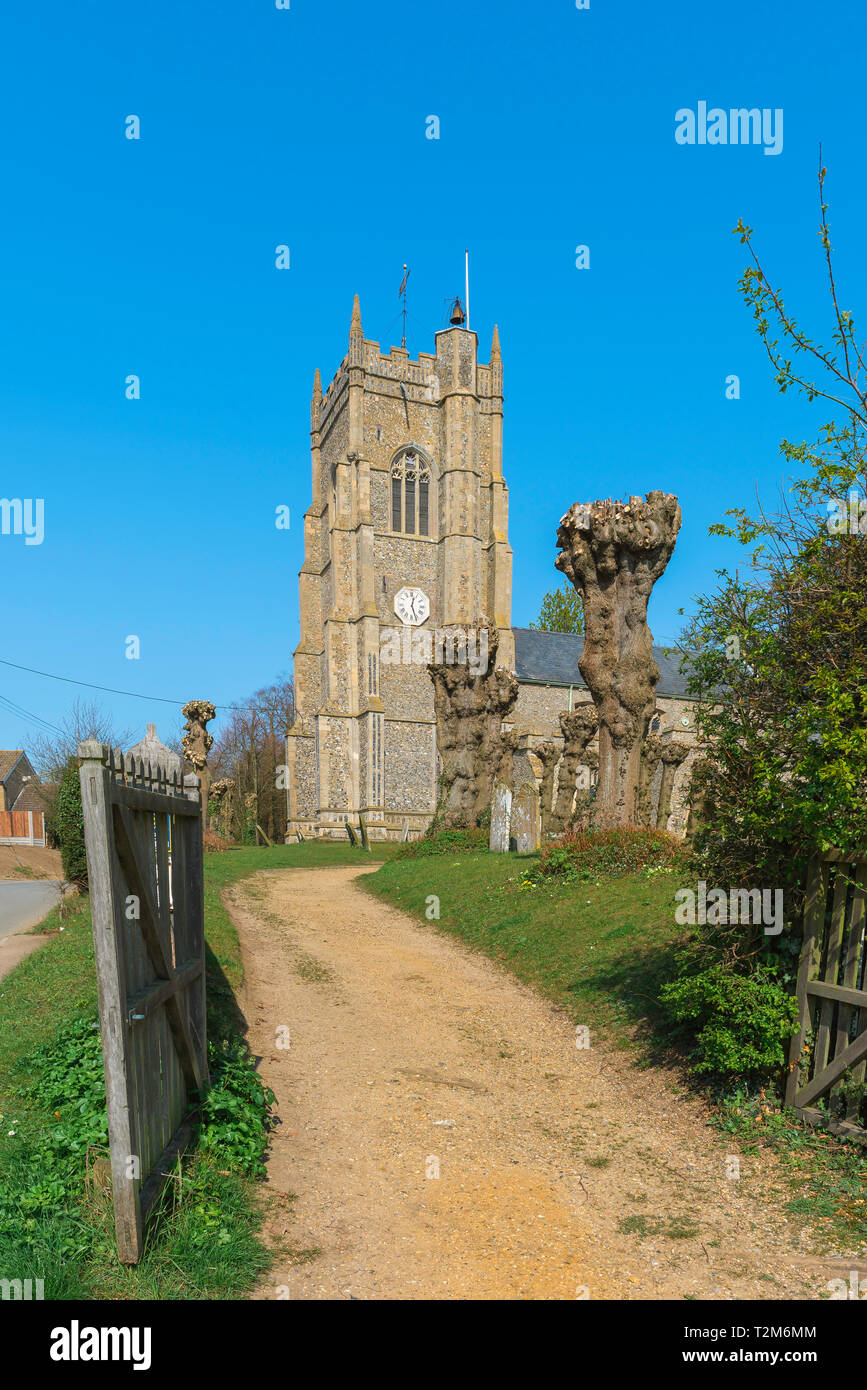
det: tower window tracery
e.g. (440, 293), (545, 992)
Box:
(391, 450), (431, 535)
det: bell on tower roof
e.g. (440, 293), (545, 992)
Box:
(449, 295), (466, 326)
(349, 294), (363, 338)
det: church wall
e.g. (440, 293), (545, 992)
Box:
(384, 719), (437, 813)
(510, 684), (595, 737)
(319, 715), (353, 810)
(379, 657), (434, 724)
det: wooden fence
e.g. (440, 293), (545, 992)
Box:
(78, 740), (207, 1263)
(786, 852), (867, 1140)
(0, 809), (45, 846)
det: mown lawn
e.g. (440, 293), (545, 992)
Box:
(0, 840), (387, 1299)
(362, 851), (685, 1049)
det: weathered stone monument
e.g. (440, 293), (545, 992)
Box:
(511, 781), (540, 854)
(489, 780), (513, 853)
(126, 723), (182, 779)
(555, 493), (682, 828)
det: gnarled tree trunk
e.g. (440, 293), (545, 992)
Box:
(556, 492), (681, 828)
(182, 699), (216, 831)
(428, 626), (518, 830)
(685, 756), (712, 843)
(534, 741), (561, 842)
(656, 740), (690, 830)
(637, 734), (664, 826)
(550, 705), (598, 834)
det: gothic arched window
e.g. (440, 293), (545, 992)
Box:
(391, 450), (432, 536)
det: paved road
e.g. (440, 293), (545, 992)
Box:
(0, 880), (62, 941)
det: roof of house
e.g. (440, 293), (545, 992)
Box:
(513, 627), (695, 699)
(12, 781), (51, 813)
(0, 750), (25, 783)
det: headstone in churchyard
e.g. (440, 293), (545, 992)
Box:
(512, 781), (539, 855)
(490, 781), (512, 853)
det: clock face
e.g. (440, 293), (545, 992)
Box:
(394, 586), (430, 627)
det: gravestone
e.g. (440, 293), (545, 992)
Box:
(489, 782), (512, 853)
(511, 782), (539, 855)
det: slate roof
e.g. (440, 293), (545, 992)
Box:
(0, 750), (25, 783)
(513, 627), (695, 699)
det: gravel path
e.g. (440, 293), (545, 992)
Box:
(228, 865), (854, 1301)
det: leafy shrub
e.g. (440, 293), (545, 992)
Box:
(0, 1015), (108, 1256)
(53, 759), (88, 889)
(198, 1039), (277, 1176)
(397, 825), (489, 858)
(534, 827), (690, 883)
(0, 1015), (277, 1270)
(658, 962), (799, 1086)
(202, 829), (231, 853)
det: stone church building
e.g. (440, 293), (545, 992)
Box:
(286, 298), (696, 842)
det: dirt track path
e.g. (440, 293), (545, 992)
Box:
(228, 865), (852, 1301)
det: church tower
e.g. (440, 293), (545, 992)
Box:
(286, 296), (513, 841)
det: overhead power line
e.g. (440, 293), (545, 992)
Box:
(0, 691), (64, 737)
(0, 656), (184, 705)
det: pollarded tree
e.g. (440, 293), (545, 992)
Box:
(428, 625), (519, 829)
(556, 493), (681, 827)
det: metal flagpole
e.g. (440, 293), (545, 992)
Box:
(399, 264), (409, 348)
(465, 249), (470, 330)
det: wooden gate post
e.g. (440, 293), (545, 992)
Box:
(78, 740), (143, 1263)
(78, 739), (207, 1264)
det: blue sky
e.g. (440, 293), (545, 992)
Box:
(1, 0), (864, 752)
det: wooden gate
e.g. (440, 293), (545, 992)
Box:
(786, 851), (867, 1139)
(78, 739), (208, 1263)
